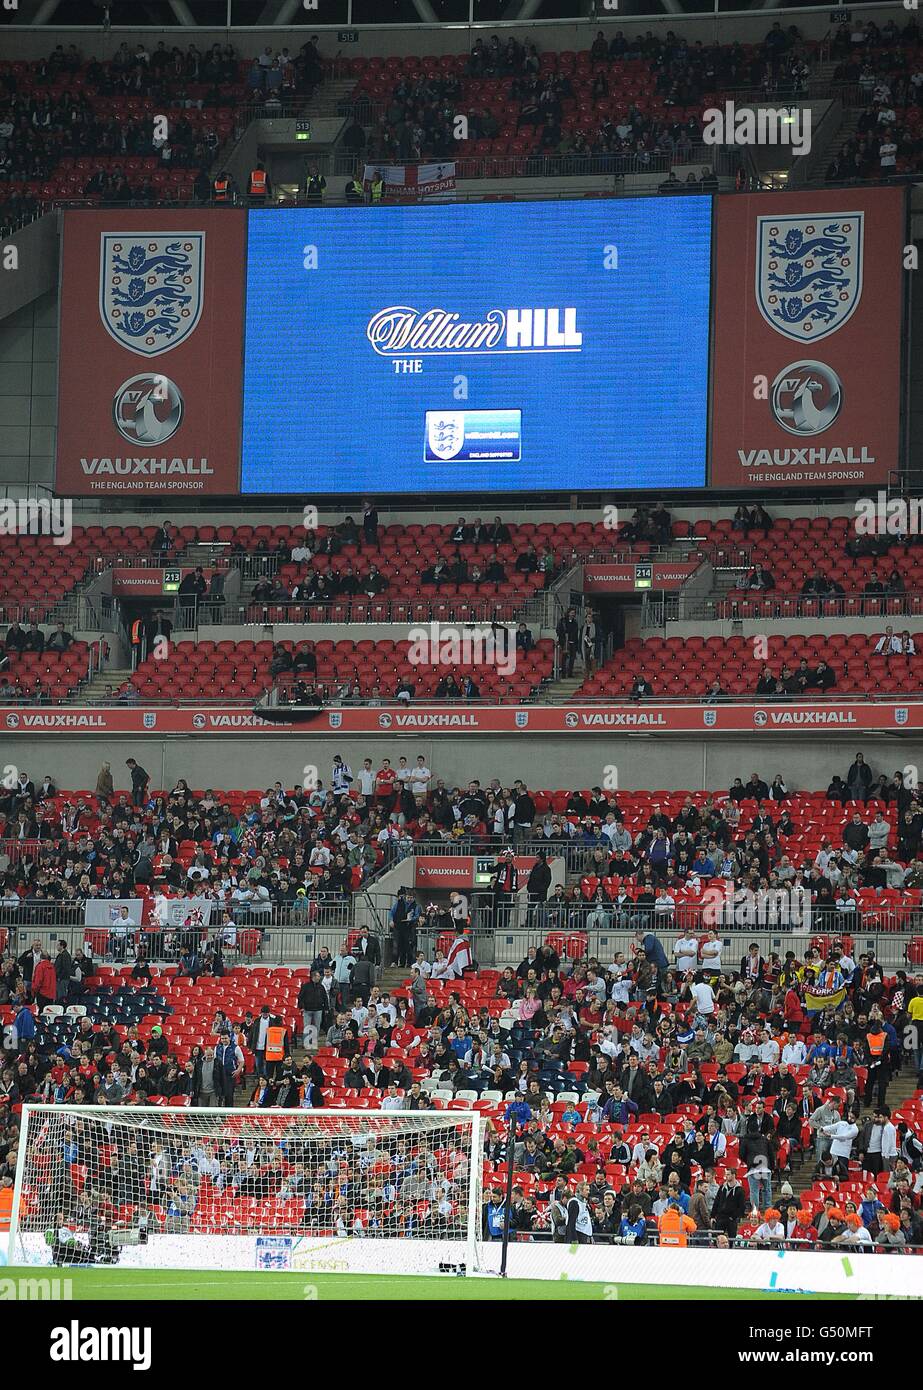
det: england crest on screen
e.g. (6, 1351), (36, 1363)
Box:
(755, 213), (862, 343)
(100, 233), (205, 357)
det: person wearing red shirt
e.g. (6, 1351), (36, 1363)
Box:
(375, 759), (397, 811)
(791, 1207), (818, 1243)
(784, 985), (805, 1028)
(31, 953), (57, 1010)
(579, 997), (604, 1028)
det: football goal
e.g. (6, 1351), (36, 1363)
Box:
(9, 1105), (483, 1277)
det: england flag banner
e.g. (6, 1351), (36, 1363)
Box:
(363, 163), (456, 197)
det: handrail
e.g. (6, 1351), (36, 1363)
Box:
(696, 592), (923, 622)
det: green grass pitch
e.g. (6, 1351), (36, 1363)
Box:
(4, 1267), (860, 1300)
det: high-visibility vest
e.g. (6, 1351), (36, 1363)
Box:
(0, 1187), (13, 1232)
(866, 1031), (886, 1058)
(266, 1024), (286, 1062)
(130, 619), (144, 646)
(657, 1207), (694, 1247)
(371, 177), (383, 202)
(347, 180), (363, 199)
(213, 177), (229, 201)
(249, 169), (267, 196)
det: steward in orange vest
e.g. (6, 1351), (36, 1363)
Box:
(248, 165), (270, 200)
(0, 1183), (13, 1232)
(213, 173), (231, 202)
(657, 1202), (696, 1247)
(265, 1023), (287, 1064)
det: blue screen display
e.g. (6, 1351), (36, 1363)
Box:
(240, 198), (712, 494)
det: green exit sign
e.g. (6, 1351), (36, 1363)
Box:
(634, 563), (653, 590)
(295, 119), (312, 142)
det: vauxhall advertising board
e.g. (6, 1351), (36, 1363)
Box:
(53, 192), (905, 497)
(55, 209), (245, 496)
(709, 188), (904, 491)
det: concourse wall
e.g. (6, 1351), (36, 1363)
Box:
(4, 733), (920, 795)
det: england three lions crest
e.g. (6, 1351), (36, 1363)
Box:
(755, 214), (862, 343)
(100, 233), (205, 356)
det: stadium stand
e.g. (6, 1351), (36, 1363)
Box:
(581, 632), (921, 700)
(2, 0), (923, 1317)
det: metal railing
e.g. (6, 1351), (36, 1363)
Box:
(400, 917), (921, 974)
(332, 146), (741, 185)
(237, 596), (541, 626)
(708, 592), (923, 622)
(2, 879), (921, 969)
(0, 902), (358, 967)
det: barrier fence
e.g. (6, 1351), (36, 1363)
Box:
(1, 873), (920, 970)
(0, 901), (356, 967)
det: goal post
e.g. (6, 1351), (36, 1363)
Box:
(9, 1105), (483, 1277)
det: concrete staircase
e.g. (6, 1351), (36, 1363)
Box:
(542, 674), (585, 701)
(305, 77), (357, 120)
(380, 965), (408, 993)
(785, 1068), (921, 1200)
(800, 103), (864, 185)
(80, 667), (133, 702)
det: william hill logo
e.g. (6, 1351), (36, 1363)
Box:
(366, 306), (582, 356)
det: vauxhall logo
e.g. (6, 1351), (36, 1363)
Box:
(366, 306), (583, 356)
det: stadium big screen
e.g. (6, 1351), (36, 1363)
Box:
(240, 198), (712, 493)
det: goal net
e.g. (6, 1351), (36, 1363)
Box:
(9, 1106), (483, 1277)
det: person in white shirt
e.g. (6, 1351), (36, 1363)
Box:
(674, 934), (700, 972)
(822, 1119), (859, 1178)
(758, 1031), (780, 1066)
(380, 1084), (404, 1111)
(781, 1037), (806, 1067)
(630, 1133), (658, 1165)
(412, 951), (432, 978)
(752, 1212), (786, 1243)
(608, 954), (631, 1004)
(699, 930), (722, 973)
(430, 951), (453, 981)
(356, 759), (376, 797)
(831, 1216), (873, 1246)
(690, 973), (716, 1021)
(837, 950), (857, 983)
(410, 756), (432, 796)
